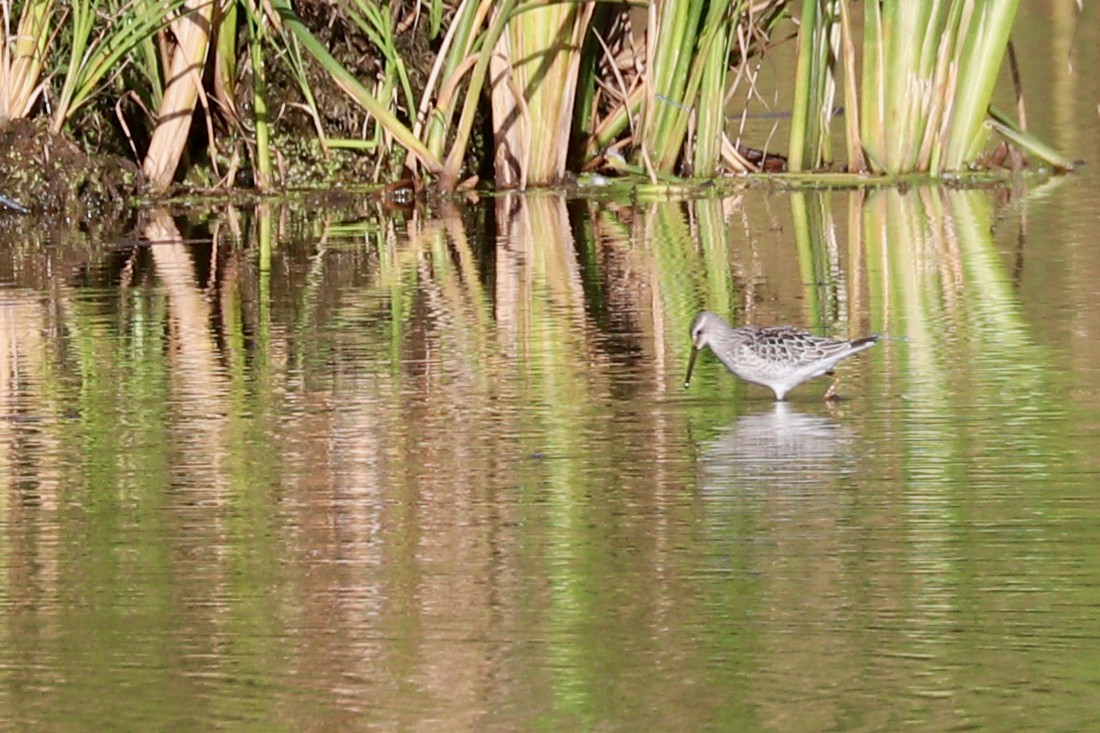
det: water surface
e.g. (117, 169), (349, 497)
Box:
(2, 6), (1100, 732)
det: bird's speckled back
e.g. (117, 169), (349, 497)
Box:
(737, 325), (869, 367)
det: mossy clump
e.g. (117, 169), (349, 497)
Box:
(0, 118), (141, 226)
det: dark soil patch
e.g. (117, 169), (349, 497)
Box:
(0, 118), (141, 226)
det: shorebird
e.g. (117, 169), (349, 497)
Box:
(684, 310), (878, 400)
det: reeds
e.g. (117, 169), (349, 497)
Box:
(257, 0), (1068, 186)
(0, 0), (53, 121)
(789, 0), (1071, 174)
(0, 0), (1067, 195)
(1, 0), (792, 191)
(141, 0), (215, 188)
(52, 0), (191, 134)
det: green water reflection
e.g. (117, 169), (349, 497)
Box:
(0, 184), (1099, 731)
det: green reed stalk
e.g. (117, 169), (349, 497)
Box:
(131, 29), (164, 115)
(856, 0), (1021, 175)
(419, 0), (489, 163)
(247, 3), (271, 189)
(0, 0), (54, 121)
(788, 0), (838, 171)
(582, 84), (641, 165)
(690, 3), (736, 177)
(212, 0), (238, 123)
(268, 0), (440, 174)
(52, 0), (188, 134)
(570, 2), (609, 167)
(836, 0), (864, 171)
(858, 0), (883, 171)
(278, 30), (328, 144)
(880, 2), (931, 173)
(439, 0), (519, 191)
(653, 0), (742, 174)
(346, 0), (416, 124)
(641, 0), (705, 172)
(986, 108), (1075, 171)
(495, 0), (593, 186)
(584, 1), (786, 175)
(942, 0), (1018, 167)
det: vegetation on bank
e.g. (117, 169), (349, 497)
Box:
(0, 0), (1074, 212)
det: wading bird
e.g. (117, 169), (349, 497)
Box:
(684, 311), (878, 400)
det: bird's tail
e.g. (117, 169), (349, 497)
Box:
(850, 334), (880, 350)
(860, 333), (909, 344)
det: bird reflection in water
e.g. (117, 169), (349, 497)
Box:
(696, 402), (854, 496)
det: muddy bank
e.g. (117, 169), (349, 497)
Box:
(0, 119), (140, 227)
(0, 0), (446, 224)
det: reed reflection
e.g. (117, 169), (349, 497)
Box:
(685, 186), (1073, 729)
(0, 185), (1086, 731)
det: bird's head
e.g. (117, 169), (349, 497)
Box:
(685, 311), (722, 388)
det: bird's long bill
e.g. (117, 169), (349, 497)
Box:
(684, 346), (700, 388)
